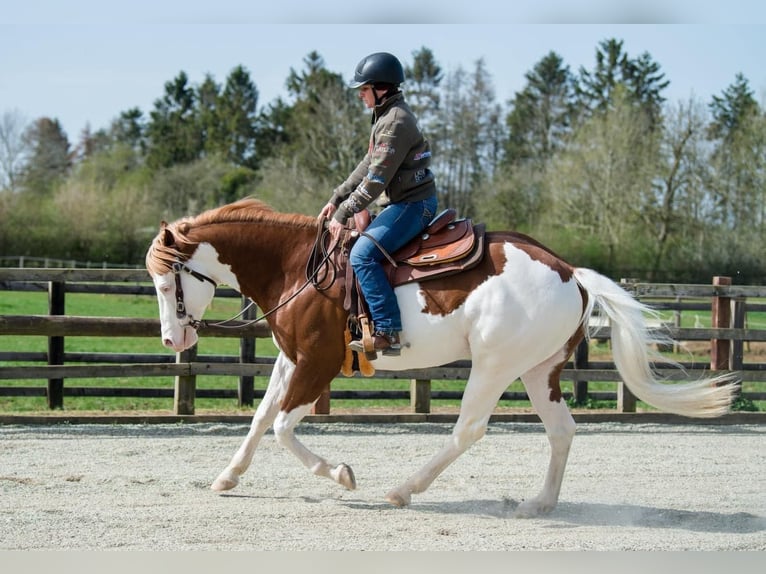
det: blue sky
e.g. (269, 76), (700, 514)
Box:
(2, 2), (765, 140)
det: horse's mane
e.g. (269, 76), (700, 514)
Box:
(145, 198), (316, 276)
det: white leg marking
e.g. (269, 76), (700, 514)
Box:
(273, 406), (356, 490)
(386, 363), (510, 507)
(515, 358), (576, 517)
(211, 352), (294, 492)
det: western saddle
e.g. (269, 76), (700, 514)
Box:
(338, 208), (486, 361)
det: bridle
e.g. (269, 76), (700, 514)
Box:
(170, 220), (342, 332)
(172, 261), (217, 329)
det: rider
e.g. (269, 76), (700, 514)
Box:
(319, 52), (438, 356)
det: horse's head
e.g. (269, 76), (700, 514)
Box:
(146, 221), (218, 353)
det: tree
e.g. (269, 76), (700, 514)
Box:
(19, 117), (71, 194)
(478, 161), (548, 232)
(708, 73), (759, 142)
(544, 89), (659, 274)
(72, 124), (113, 163)
(151, 155), (238, 218)
(253, 97), (292, 163)
(196, 73), (222, 158)
(504, 51), (574, 167)
(639, 98), (709, 279)
(576, 38), (668, 129)
(215, 65), (260, 169)
(433, 59), (503, 217)
(576, 38), (631, 116)
(111, 107), (147, 154)
(199, 66), (260, 169)
(488, 52), (574, 233)
(625, 51), (669, 130)
(0, 109), (29, 192)
(404, 46), (443, 140)
(705, 73), (765, 272)
(273, 51), (367, 184)
(145, 71), (202, 169)
(706, 74), (763, 228)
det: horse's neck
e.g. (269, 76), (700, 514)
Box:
(198, 221), (316, 304)
(191, 243), (241, 290)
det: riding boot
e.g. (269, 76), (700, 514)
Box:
(348, 330), (401, 357)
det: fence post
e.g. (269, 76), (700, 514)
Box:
(238, 297), (255, 407)
(615, 298), (637, 412)
(617, 379), (637, 413)
(572, 340), (589, 406)
(47, 281), (65, 409)
(730, 295), (745, 402)
(673, 297), (682, 354)
(410, 379), (431, 413)
(617, 278), (637, 412)
(731, 296), (745, 371)
(710, 276), (731, 372)
(174, 345), (197, 415)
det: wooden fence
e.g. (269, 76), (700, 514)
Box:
(1, 268), (765, 417)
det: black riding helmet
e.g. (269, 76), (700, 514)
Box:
(349, 52), (405, 88)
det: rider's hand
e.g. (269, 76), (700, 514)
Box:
(318, 202), (336, 220)
(327, 218), (344, 241)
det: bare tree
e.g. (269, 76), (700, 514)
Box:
(641, 98), (709, 278)
(433, 59), (503, 217)
(0, 109), (29, 192)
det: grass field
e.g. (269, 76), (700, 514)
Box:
(1, 290), (763, 414)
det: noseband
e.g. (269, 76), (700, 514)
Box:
(172, 261), (217, 330)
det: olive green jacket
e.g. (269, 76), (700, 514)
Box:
(331, 92), (436, 224)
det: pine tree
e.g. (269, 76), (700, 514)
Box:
(576, 38), (668, 130)
(405, 46), (443, 140)
(504, 51), (574, 167)
(20, 117), (71, 194)
(145, 71), (202, 169)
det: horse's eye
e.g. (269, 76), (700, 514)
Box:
(159, 285), (172, 294)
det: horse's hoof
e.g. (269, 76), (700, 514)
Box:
(211, 473), (238, 492)
(336, 463), (357, 490)
(385, 489), (411, 507)
(513, 498), (555, 518)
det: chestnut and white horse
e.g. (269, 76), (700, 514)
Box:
(146, 198), (738, 517)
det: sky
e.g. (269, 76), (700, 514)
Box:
(2, 1), (765, 141)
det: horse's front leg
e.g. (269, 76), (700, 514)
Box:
(272, 404), (357, 491)
(211, 351), (295, 492)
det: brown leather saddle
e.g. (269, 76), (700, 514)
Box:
(337, 208), (486, 362)
(349, 208), (486, 286)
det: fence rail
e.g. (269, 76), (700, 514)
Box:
(1, 268), (765, 417)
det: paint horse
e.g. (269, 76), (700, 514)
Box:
(146, 198), (738, 517)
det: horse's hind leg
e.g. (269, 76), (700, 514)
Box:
(516, 354), (576, 517)
(385, 363), (508, 507)
(211, 351), (294, 492)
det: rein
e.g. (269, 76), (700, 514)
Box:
(172, 219), (340, 331)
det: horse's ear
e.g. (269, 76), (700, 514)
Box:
(160, 223), (175, 247)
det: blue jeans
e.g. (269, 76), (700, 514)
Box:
(350, 196), (438, 333)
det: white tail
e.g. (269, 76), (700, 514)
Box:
(574, 268), (740, 418)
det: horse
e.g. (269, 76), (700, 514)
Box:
(145, 197), (739, 517)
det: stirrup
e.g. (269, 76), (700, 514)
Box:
(347, 330), (401, 359)
(347, 338), (377, 361)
